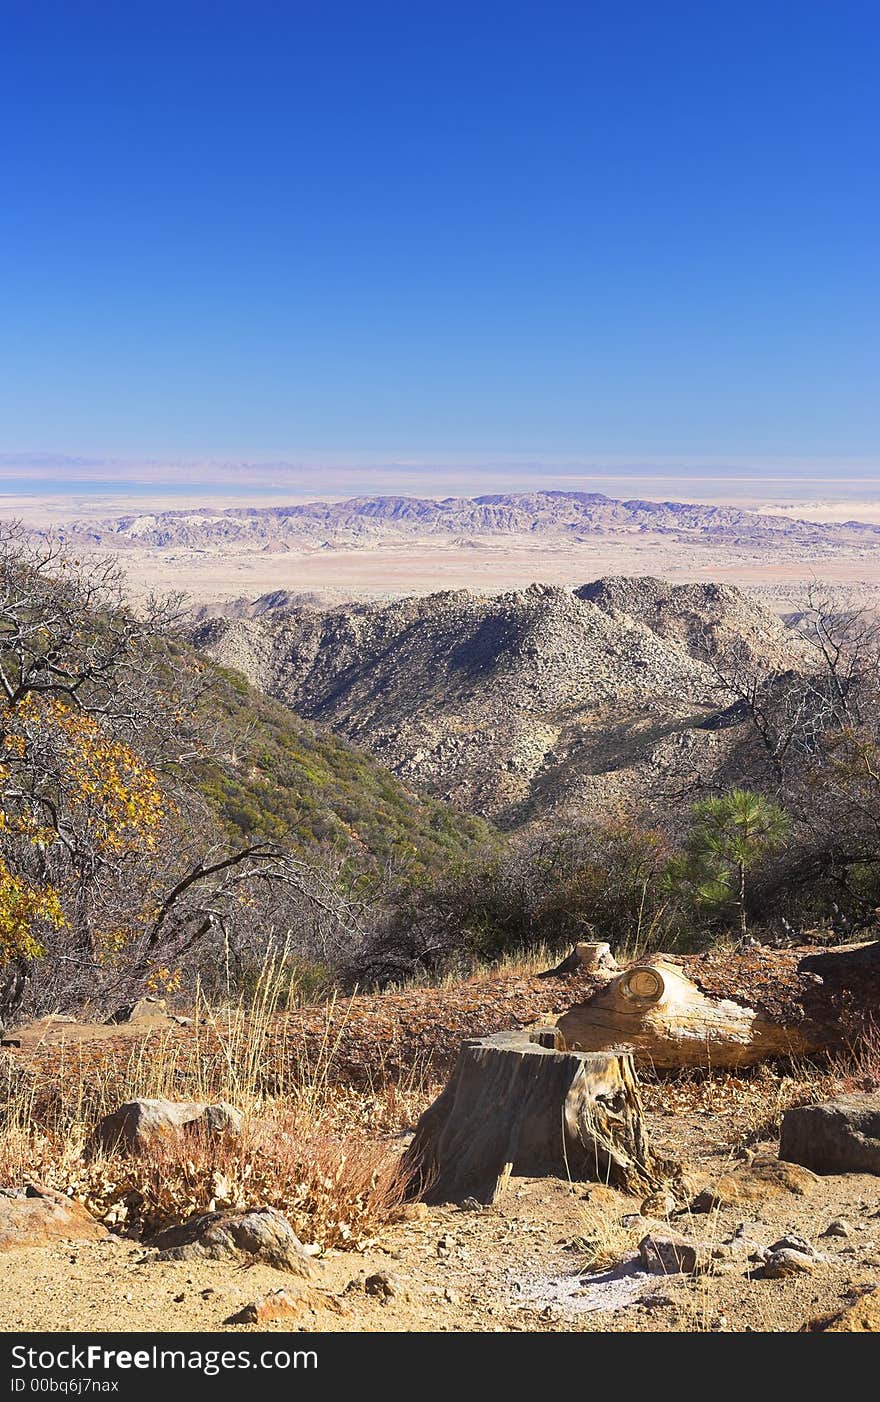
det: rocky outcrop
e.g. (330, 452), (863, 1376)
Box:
(780, 1095), (880, 1174)
(193, 578), (807, 824)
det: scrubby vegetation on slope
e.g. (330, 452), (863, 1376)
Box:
(194, 656), (493, 881)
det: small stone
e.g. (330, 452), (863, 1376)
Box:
(768, 1233), (817, 1258)
(822, 1218), (851, 1238)
(640, 1189), (677, 1218)
(364, 1271), (409, 1302)
(639, 1230), (716, 1276)
(759, 1249), (817, 1278)
(226, 1289), (302, 1325)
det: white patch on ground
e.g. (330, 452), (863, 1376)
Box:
(511, 1254), (652, 1316)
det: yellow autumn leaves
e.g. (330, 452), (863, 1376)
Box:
(0, 859), (64, 961)
(0, 694), (172, 962)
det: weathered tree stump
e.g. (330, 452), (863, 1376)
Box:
(539, 941), (619, 979)
(403, 1029), (662, 1205)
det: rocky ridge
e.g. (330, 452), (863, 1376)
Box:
(192, 576), (809, 825)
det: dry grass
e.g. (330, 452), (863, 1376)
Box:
(0, 954), (435, 1253)
(575, 1186), (643, 1271)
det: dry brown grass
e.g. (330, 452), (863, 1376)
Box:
(0, 956), (435, 1253)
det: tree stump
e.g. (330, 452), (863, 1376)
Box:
(539, 942), (619, 979)
(403, 1029), (663, 1205)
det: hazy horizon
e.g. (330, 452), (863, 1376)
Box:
(2, 452), (880, 515)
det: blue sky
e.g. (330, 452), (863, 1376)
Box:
(2, 1), (878, 483)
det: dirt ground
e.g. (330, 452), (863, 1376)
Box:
(2, 1102), (878, 1335)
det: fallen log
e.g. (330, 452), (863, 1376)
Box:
(403, 1029), (665, 1204)
(554, 940), (880, 1069)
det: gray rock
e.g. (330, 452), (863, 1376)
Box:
(364, 1270), (409, 1301)
(822, 1218), (851, 1238)
(151, 1207), (317, 1277)
(780, 1096), (880, 1174)
(767, 1233), (817, 1258)
(90, 1099), (243, 1156)
(638, 1230), (718, 1275)
(758, 1248), (817, 1278)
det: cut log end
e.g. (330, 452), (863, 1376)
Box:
(556, 958), (818, 1069)
(403, 1029), (667, 1205)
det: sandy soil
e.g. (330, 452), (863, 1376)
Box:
(1, 1105), (878, 1334)
(7, 485), (880, 606)
(75, 538), (880, 609)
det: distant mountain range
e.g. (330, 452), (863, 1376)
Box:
(60, 490), (880, 553)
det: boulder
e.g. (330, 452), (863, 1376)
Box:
(780, 1095), (880, 1174)
(151, 1207), (317, 1277)
(690, 1155), (818, 1211)
(0, 1185), (108, 1251)
(638, 1229), (722, 1275)
(90, 1099), (243, 1156)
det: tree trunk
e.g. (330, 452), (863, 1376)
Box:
(738, 859), (747, 939)
(555, 942), (880, 1069)
(0, 957), (31, 1037)
(403, 1029), (666, 1205)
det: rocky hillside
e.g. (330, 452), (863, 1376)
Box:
(62, 490), (880, 553)
(192, 577), (809, 826)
